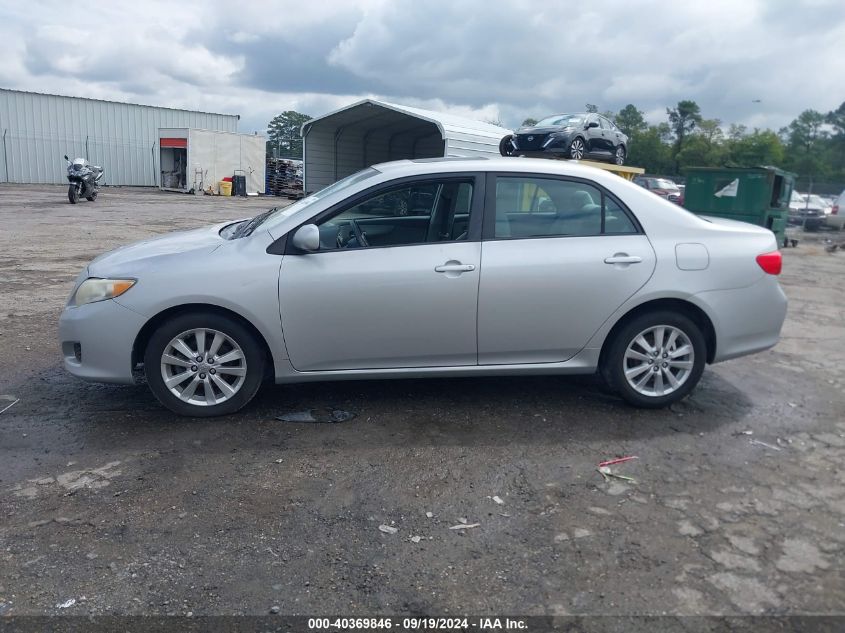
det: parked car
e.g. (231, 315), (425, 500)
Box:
(500, 113), (629, 165)
(805, 194), (832, 216)
(634, 176), (683, 204)
(60, 158), (786, 416)
(826, 189), (845, 230)
(788, 192), (826, 230)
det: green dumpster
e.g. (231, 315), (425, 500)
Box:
(684, 166), (795, 246)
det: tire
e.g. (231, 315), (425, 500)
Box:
(614, 145), (626, 166)
(86, 190), (97, 202)
(499, 134), (515, 156)
(569, 137), (586, 160)
(602, 310), (706, 408)
(68, 184), (79, 204)
(144, 312), (265, 417)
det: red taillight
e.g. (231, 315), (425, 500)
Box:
(833, 204), (839, 216)
(756, 251), (782, 275)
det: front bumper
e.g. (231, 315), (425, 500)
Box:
(788, 213), (824, 227)
(59, 299), (148, 384)
(512, 134), (572, 153)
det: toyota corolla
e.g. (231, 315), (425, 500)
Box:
(59, 158), (787, 416)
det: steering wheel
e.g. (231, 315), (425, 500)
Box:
(349, 219), (370, 248)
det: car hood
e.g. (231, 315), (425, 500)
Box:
(515, 126), (572, 135)
(88, 221), (233, 277)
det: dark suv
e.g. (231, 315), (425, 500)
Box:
(500, 113), (629, 165)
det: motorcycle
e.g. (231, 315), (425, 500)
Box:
(64, 155), (103, 204)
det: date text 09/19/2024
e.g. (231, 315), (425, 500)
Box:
(307, 617), (529, 630)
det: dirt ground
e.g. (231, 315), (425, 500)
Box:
(0, 184), (844, 619)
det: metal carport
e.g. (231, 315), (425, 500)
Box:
(301, 99), (511, 192)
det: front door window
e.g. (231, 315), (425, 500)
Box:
(315, 180), (474, 250)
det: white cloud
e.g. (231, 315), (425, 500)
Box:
(0, 0), (843, 133)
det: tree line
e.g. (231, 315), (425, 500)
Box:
(524, 101), (845, 190)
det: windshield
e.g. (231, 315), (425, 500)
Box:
(532, 114), (584, 128)
(232, 167), (381, 238)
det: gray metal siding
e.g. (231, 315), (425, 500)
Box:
(0, 89), (238, 185)
(303, 127), (337, 192)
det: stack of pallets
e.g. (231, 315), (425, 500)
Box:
(265, 157), (304, 198)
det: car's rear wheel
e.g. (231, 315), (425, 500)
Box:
(144, 312), (265, 417)
(614, 145), (626, 165)
(603, 311), (706, 408)
(569, 137), (586, 160)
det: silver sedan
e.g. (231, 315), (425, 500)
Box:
(59, 158), (787, 416)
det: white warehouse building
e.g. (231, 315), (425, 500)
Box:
(0, 88), (248, 187)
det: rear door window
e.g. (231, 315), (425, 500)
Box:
(489, 176), (638, 238)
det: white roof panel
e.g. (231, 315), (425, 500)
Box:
(302, 99), (513, 138)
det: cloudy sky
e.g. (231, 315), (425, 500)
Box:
(1, 0), (843, 134)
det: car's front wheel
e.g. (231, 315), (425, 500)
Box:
(569, 137), (586, 160)
(499, 134), (515, 156)
(603, 311), (706, 408)
(144, 312), (265, 417)
(614, 145), (626, 166)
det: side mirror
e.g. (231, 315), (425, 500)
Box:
(64, 155), (69, 161)
(587, 121), (599, 129)
(291, 224), (320, 252)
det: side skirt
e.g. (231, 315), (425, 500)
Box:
(273, 347), (601, 384)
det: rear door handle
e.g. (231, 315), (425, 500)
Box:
(435, 262), (476, 273)
(604, 254), (642, 265)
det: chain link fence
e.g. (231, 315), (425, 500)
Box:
(793, 178), (844, 198)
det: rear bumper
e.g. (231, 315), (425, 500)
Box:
(824, 214), (845, 229)
(59, 300), (148, 384)
(694, 275), (788, 363)
(788, 214), (824, 229)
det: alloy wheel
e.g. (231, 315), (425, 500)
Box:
(623, 325), (694, 397)
(570, 139), (585, 160)
(615, 146), (625, 165)
(160, 328), (247, 406)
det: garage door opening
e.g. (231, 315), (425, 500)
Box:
(160, 137), (187, 190)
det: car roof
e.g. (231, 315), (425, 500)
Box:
(374, 156), (614, 178)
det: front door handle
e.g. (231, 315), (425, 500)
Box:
(435, 261), (476, 274)
(604, 254), (642, 265)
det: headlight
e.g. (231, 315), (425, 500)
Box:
(72, 278), (136, 306)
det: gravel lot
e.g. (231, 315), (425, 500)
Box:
(1, 184), (844, 618)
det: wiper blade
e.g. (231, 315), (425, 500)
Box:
(232, 209), (275, 239)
